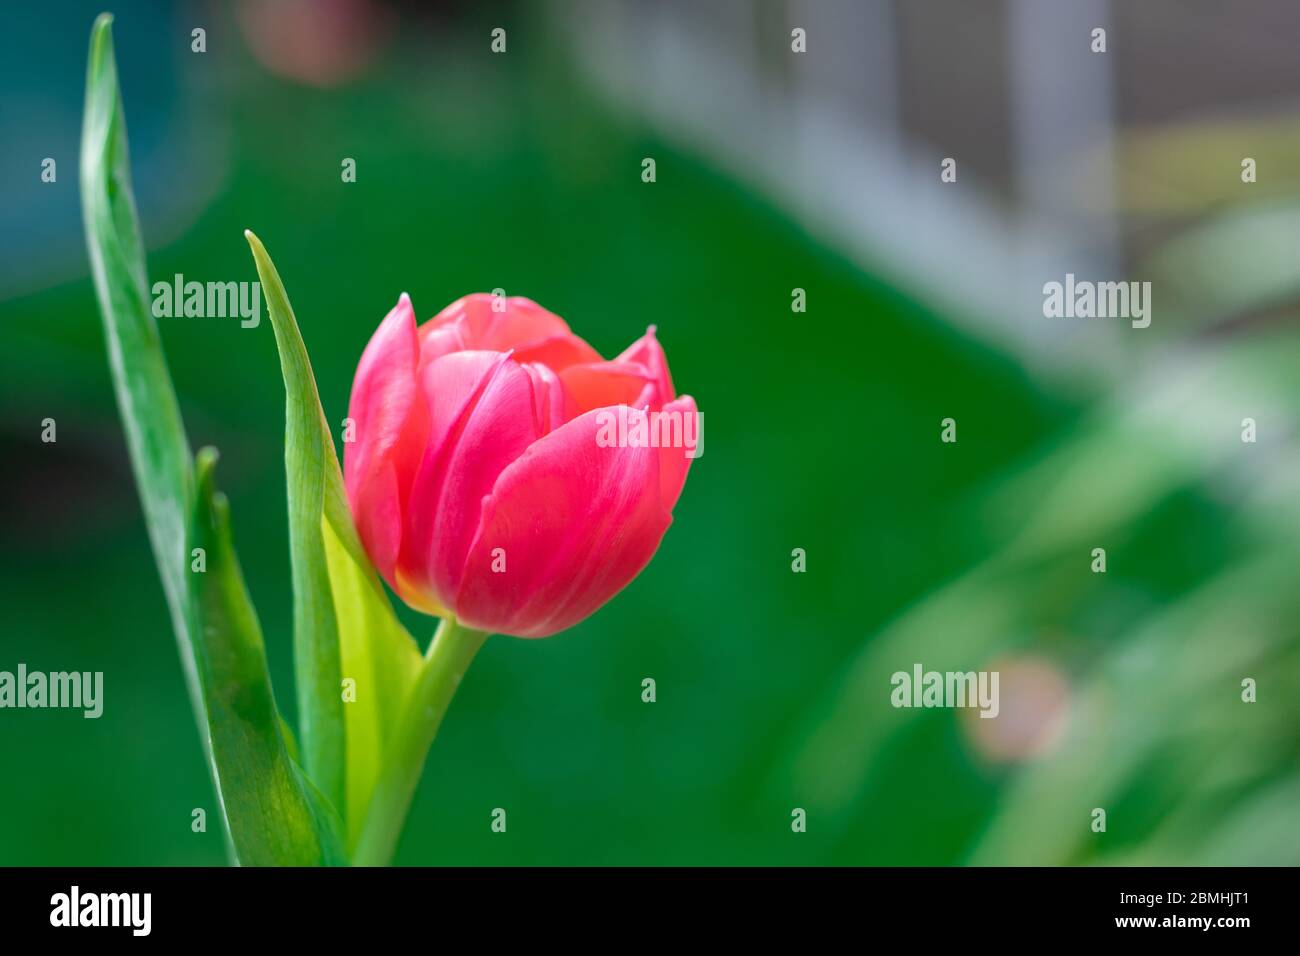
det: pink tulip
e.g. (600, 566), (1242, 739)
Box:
(344, 293), (698, 638)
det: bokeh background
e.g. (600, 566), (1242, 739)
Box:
(2, 0), (1299, 865)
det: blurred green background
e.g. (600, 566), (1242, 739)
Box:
(1, 0), (1298, 865)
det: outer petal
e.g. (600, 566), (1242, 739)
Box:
(344, 294), (428, 589)
(657, 395), (698, 512)
(403, 351), (542, 610)
(453, 407), (673, 638)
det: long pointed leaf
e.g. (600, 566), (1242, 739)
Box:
(245, 232), (422, 844)
(80, 12), (200, 729)
(245, 230), (347, 816)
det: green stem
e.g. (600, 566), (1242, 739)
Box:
(352, 615), (489, 866)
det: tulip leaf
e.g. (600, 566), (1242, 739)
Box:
(245, 231), (423, 847)
(322, 515), (422, 844)
(81, 14), (342, 865)
(245, 229), (348, 818)
(190, 449), (347, 866)
(80, 12), (201, 726)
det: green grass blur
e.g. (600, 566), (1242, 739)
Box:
(1, 5), (1297, 865)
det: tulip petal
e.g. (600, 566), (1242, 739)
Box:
(421, 293), (603, 370)
(405, 351), (542, 607)
(657, 395), (698, 511)
(511, 333), (603, 371)
(344, 294), (428, 586)
(558, 360), (655, 421)
(416, 322), (468, 366)
(454, 408), (673, 637)
(615, 326), (676, 405)
(521, 360), (566, 435)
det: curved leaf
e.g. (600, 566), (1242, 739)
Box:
(245, 229), (348, 817)
(190, 449), (346, 866)
(245, 232), (422, 848)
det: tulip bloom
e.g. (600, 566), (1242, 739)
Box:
(344, 293), (698, 638)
